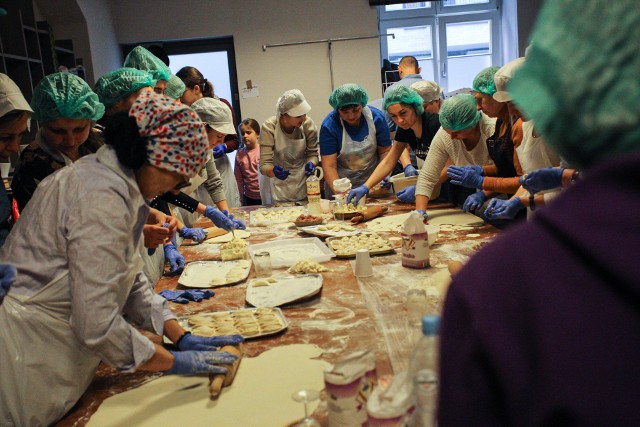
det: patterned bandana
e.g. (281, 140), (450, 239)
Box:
(129, 90), (207, 177)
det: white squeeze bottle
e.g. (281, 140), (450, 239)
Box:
(306, 166), (323, 216)
(408, 315), (440, 427)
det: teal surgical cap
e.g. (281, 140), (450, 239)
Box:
(164, 75), (186, 100)
(31, 72), (104, 123)
(329, 83), (368, 110)
(383, 85), (424, 116)
(124, 46), (171, 82)
(439, 94), (481, 132)
(510, 0), (640, 170)
(472, 66), (500, 96)
(94, 68), (155, 109)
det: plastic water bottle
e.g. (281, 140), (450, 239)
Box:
(408, 315), (440, 427)
(306, 167), (323, 216)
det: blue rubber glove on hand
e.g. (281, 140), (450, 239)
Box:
(447, 165), (485, 189)
(403, 164), (419, 177)
(159, 289), (215, 304)
(380, 177), (392, 189)
(177, 332), (244, 351)
(178, 227), (208, 243)
(0, 264), (17, 305)
(484, 197), (525, 220)
(304, 161), (316, 177)
(212, 144), (227, 159)
(416, 209), (428, 222)
(166, 350), (237, 375)
(462, 191), (488, 213)
(347, 184), (369, 206)
(221, 210), (246, 230)
(520, 167), (563, 193)
(396, 184), (416, 203)
(204, 206), (234, 230)
(273, 165), (290, 180)
(164, 243), (185, 275)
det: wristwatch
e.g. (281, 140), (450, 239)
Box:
(529, 195), (536, 211)
(569, 170), (581, 185)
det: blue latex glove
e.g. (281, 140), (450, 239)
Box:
(416, 209), (428, 222)
(403, 164), (419, 177)
(520, 167), (564, 193)
(166, 350), (237, 375)
(178, 227), (207, 243)
(212, 144), (227, 159)
(380, 176), (392, 189)
(164, 243), (185, 275)
(304, 161), (316, 177)
(396, 184), (416, 203)
(0, 264), (16, 305)
(177, 332), (244, 351)
(462, 191), (488, 213)
(204, 206), (234, 230)
(447, 165), (485, 189)
(273, 165), (290, 180)
(221, 210), (246, 230)
(347, 184), (369, 206)
(159, 289), (215, 304)
(484, 197), (525, 220)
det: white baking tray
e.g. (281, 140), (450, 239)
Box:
(248, 237), (335, 268)
(246, 274), (323, 307)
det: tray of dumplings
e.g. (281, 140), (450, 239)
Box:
(326, 232), (395, 258)
(298, 222), (360, 237)
(179, 307), (288, 339)
(178, 260), (251, 288)
(250, 206), (306, 226)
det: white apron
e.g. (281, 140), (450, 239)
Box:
(517, 121), (561, 174)
(327, 106), (378, 196)
(258, 171), (272, 206)
(0, 249), (144, 427)
(215, 153), (241, 208)
(269, 123), (308, 202)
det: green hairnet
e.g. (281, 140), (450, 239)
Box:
(94, 68), (155, 109)
(510, 0), (640, 170)
(383, 85), (424, 116)
(123, 46), (171, 82)
(164, 75), (186, 100)
(329, 83), (368, 110)
(472, 66), (501, 96)
(31, 72), (104, 123)
(439, 94), (481, 131)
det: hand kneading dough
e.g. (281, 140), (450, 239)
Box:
(86, 344), (329, 427)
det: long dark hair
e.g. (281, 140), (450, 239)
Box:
(176, 66), (214, 98)
(238, 118), (260, 135)
(102, 112), (146, 169)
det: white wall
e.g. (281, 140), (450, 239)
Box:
(110, 0), (382, 125)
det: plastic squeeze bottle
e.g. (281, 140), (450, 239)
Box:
(401, 211), (430, 269)
(407, 315), (440, 427)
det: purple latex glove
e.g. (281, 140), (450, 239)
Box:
(520, 167), (564, 193)
(177, 332), (244, 351)
(204, 206), (234, 230)
(212, 144), (227, 159)
(164, 243), (185, 275)
(304, 161), (316, 177)
(347, 184), (369, 206)
(462, 191), (488, 212)
(178, 227), (207, 243)
(404, 164), (419, 177)
(166, 350), (237, 375)
(447, 165), (485, 189)
(396, 184), (416, 203)
(273, 165), (290, 180)
(0, 264), (16, 306)
(484, 197), (525, 220)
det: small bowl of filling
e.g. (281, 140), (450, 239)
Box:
(294, 214), (324, 227)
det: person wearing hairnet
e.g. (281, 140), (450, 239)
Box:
(438, 0), (640, 424)
(124, 45), (172, 95)
(0, 92), (243, 426)
(11, 72), (105, 211)
(319, 83), (392, 196)
(94, 67), (156, 116)
(347, 85), (441, 206)
(164, 75), (186, 100)
(446, 66), (524, 217)
(411, 80), (443, 115)
(412, 93), (495, 219)
(259, 89), (319, 203)
(0, 74), (31, 304)
(482, 58), (563, 220)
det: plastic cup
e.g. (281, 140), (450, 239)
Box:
(354, 249), (373, 278)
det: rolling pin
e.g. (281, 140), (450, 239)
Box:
(209, 344), (243, 399)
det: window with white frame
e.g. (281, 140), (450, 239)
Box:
(379, 0), (500, 95)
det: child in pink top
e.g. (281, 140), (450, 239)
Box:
(234, 118), (262, 205)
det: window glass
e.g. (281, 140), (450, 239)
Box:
(443, 0), (489, 6)
(445, 20), (491, 57)
(385, 2), (430, 11)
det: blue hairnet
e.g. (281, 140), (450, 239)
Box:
(383, 85), (424, 116)
(510, 0), (640, 170)
(472, 66), (501, 96)
(94, 68), (155, 109)
(329, 83), (369, 109)
(123, 46), (171, 82)
(31, 72), (104, 123)
(439, 94), (481, 131)
(164, 75), (186, 100)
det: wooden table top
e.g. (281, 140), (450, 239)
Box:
(57, 197), (498, 426)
